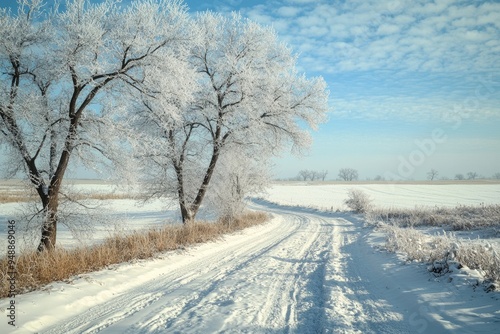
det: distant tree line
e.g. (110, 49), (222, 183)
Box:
(296, 170), (328, 181)
(289, 168), (500, 182)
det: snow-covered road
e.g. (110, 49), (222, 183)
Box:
(3, 201), (499, 333)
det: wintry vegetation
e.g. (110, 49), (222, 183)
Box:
(0, 211), (268, 298)
(329, 186), (499, 287)
(360, 195), (500, 287)
(467, 171), (479, 180)
(383, 224), (500, 286)
(368, 204), (500, 230)
(136, 12), (328, 224)
(0, 0), (328, 250)
(427, 168), (439, 180)
(337, 168), (358, 181)
(0, 0), (195, 250)
(344, 189), (372, 213)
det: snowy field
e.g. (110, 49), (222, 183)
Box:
(1, 181), (500, 333)
(263, 181), (500, 211)
(0, 180), (212, 251)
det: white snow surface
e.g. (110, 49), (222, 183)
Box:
(264, 182), (500, 210)
(1, 182), (499, 333)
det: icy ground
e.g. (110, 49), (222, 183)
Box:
(1, 195), (499, 333)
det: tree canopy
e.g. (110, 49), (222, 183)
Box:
(0, 0), (329, 249)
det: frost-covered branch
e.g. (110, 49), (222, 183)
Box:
(137, 12), (329, 224)
(0, 0), (196, 250)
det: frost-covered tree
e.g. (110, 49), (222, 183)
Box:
(467, 171), (478, 180)
(427, 168), (439, 181)
(318, 170), (328, 181)
(298, 170), (312, 181)
(205, 147), (270, 222)
(137, 12), (329, 223)
(0, 0), (193, 250)
(338, 168), (358, 181)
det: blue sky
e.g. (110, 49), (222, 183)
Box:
(184, 0), (500, 180)
(2, 0), (499, 180)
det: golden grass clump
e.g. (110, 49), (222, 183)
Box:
(0, 192), (133, 204)
(0, 192), (36, 203)
(0, 211), (268, 298)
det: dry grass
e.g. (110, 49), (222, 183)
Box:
(368, 204), (500, 230)
(384, 224), (500, 284)
(85, 193), (133, 200)
(0, 179), (137, 203)
(0, 191), (133, 203)
(0, 211), (268, 298)
(0, 191), (36, 203)
(373, 203), (500, 287)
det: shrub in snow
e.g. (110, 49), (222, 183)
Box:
(344, 189), (372, 213)
(384, 224), (450, 263)
(382, 223), (500, 289)
(455, 243), (500, 283)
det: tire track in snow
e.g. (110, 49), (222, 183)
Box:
(149, 210), (331, 333)
(253, 213), (325, 332)
(261, 215), (331, 334)
(134, 216), (303, 333)
(41, 214), (301, 334)
(324, 217), (412, 333)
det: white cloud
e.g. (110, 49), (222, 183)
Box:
(414, 0), (453, 15)
(245, 5), (274, 25)
(451, 16), (477, 28)
(302, 25), (329, 37)
(377, 24), (400, 35)
(226, 0), (500, 125)
(236, 0), (500, 74)
(276, 6), (301, 17)
(393, 14), (416, 25)
(462, 29), (491, 41)
(477, 9), (500, 28)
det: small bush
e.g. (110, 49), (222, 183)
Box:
(344, 189), (372, 213)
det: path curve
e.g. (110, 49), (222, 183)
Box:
(8, 200), (499, 333)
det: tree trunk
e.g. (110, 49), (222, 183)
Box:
(37, 198), (58, 252)
(179, 201), (193, 224)
(37, 149), (68, 251)
(36, 108), (78, 251)
(36, 182), (60, 251)
(174, 145), (221, 224)
(188, 145), (221, 222)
